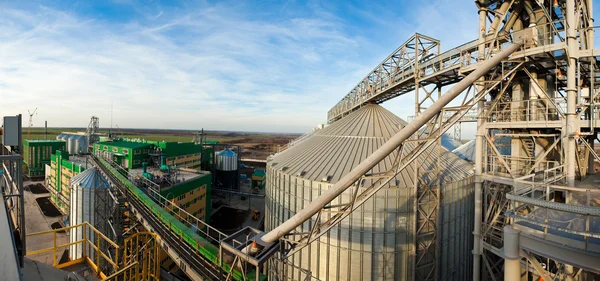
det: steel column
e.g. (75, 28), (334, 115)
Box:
(566, 0), (578, 186)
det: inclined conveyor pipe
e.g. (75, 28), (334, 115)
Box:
(260, 41), (525, 244)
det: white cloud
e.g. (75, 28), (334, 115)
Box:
(0, 2), (368, 133)
(0, 0), (482, 135)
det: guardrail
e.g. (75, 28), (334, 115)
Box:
(507, 184), (600, 254)
(327, 20), (566, 123)
(98, 154), (228, 245)
(26, 222), (120, 279)
(486, 98), (566, 123)
(485, 154), (561, 178)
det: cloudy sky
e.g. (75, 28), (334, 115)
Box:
(2, 0), (486, 133)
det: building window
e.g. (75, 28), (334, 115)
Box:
(134, 150), (140, 155)
(178, 194), (185, 201)
(133, 160), (140, 164)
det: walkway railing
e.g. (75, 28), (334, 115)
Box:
(25, 222), (120, 279)
(328, 20), (566, 123)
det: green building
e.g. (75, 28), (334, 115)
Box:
(48, 150), (86, 214)
(158, 171), (212, 271)
(94, 140), (153, 169)
(93, 139), (213, 171)
(23, 140), (66, 178)
(155, 141), (205, 170)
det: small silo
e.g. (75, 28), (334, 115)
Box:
(216, 148), (238, 189)
(67, 135), (77, 154)
(265, 104), (475, 281)
(69, 167), (109, 260)
(74, 135), (89, 154)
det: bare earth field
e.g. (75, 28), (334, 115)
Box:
(26, 127), (300, 160)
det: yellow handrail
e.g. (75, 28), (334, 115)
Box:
(25, 221), (120, 277)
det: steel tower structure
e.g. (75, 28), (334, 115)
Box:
(472, 1), (600, 281)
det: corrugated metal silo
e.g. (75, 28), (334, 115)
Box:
(265, 104), (474, 281)
(67, 135), (77, 154)
(216, 148), (238, 189)
(74, 135), (89, 154)
(69, 167), (109, 260)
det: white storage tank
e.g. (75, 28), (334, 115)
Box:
(67, 135), (77, 154)
(56, 133), (67, 142)
(74, 135), (89, 154)
(69, 167), (109, 260)
(265, 104), (475, 281)
(216, 148), (238, 171)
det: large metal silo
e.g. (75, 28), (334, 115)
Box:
(74, 135), (89, 154)
(69, 167), (109, 260)
(265, 104), (474, 281)
(67, 135), (77, 154)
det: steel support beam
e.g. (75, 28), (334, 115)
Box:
(261, 41), (524, 245)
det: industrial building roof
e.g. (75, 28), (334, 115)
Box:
(24, 139), (66, 144)
(270, 104), (473, 186)
(95, 140), (152, 149)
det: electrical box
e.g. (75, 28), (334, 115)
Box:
(581, 87), (590, 98)
(2, 116), (20, 146)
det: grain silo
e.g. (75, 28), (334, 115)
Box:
(216, 148), (238, 189)
(69, 167), (110, 260)
(265, 104), (474, 281)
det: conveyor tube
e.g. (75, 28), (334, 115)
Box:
(261, 41), (524, 244)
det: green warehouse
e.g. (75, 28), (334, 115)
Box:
(48, 150), (86, 214)
(94, 139), (213, 171)
(94, 140), (153, 169)
(23, 140), (66, 178)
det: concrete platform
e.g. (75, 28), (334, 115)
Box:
(23, 257), (99, 281)
(211, 180), (265, 231)
(23, 180), (68, 265)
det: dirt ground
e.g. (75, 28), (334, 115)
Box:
(143, 130), (300, 160)
(29, 127), (301, 160)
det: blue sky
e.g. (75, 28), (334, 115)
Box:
(1, 0), (485, 133)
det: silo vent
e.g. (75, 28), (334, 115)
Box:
(281, 166), (289, 171)
(321, 175), (332, 183)
(296, 171), (307, 177)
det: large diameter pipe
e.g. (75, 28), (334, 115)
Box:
(523, 0), (536, 27)
(489, 1), (511, 34)
(261, 41), (524, 244)
(503, 226), (521, 281)
(473, 8), (487, 281)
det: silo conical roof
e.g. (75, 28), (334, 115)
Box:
(70, 167), (109, 189)
(270, 104), (472, 187)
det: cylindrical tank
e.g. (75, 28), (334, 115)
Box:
(69, 168), (109, 261)
(67, 135), (77, 154)
(216, 148), (238, 171)
(265, 104), (474, 281)
(216, 149), (238, 189)
(74, 135), (89, 154)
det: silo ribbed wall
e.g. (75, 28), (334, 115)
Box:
(264, 104), (474, 281)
